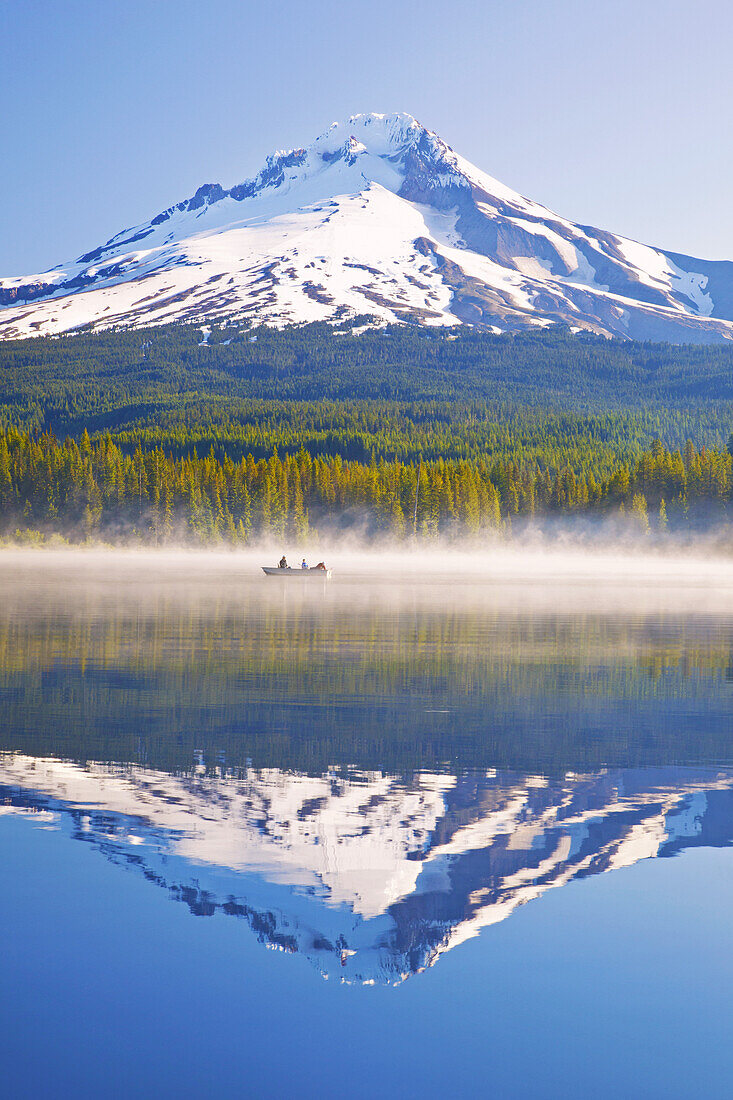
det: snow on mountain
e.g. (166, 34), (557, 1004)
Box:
(3, 753), (732, 984)
(2, 111), (733, 342)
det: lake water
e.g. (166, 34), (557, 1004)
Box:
(2, 550), (733, 1099)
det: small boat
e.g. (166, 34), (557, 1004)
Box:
(262, 566), (332, 578)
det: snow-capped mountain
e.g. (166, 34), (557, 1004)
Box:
(3, 753), (732, 984)
(3, 111), (733, 342)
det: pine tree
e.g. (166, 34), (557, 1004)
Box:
(658, 498), (668, 532)
(630, 492), (649, 533)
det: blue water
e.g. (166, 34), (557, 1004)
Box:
(1, 555), (733, 1099)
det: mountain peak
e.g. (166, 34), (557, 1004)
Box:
(315, 111), (424, 152)
(1, 112), (733, 342)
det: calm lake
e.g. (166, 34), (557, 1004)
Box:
(2, 549), (733, 1099)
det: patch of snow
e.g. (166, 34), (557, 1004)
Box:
(666, 257), (714, 316)
(563, 247), (608, 290)
(512, 255), (554, 280)
(614, 236), (673, 289)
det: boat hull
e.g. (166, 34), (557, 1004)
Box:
(262, 567), (332, 578)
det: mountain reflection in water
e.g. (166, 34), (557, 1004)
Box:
(3, 754), (732, 984)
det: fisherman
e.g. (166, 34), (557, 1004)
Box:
(314, 561), (327, 571)
(279, 555), (288, 569)
(301, 558), (308, 570)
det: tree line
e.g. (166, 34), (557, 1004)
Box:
(2, 424), (732, 544)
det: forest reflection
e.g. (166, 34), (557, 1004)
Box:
(0, 552), (732, 774)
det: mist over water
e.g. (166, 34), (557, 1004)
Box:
(2, 545), (733, 773)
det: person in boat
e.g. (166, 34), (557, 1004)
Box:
(314, 561), (327, 571)
(278, 555), (288, 569)
(301, 558), (308, 570)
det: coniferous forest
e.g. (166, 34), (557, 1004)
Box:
(2, 321), (733, 544)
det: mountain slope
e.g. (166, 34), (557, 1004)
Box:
(3, 112), (733, 342)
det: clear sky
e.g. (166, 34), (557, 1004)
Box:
(2, 0), (732, 274)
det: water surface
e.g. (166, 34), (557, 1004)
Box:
(2, 551), (733, 1098)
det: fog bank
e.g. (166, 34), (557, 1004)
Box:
(2, 542), (733, 617)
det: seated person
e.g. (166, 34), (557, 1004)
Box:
(279, 556), (288, 569)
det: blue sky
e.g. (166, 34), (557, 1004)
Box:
(2, 0), (732, 273)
